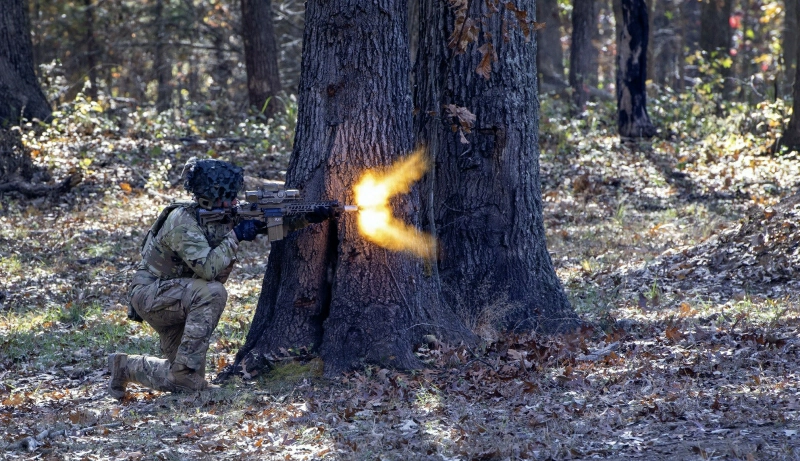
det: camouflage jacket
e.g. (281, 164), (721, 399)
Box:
(139, 202), (239, 281)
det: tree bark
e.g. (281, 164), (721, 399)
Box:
(231, 0), (473, 378)
(570, 0), (597, 112)
(616, 0), (655, 138)
(241, 0), (283, 117)
(537, 0), (566, 91)
(0, 0), (51, 125)
(782, 4), (800, 151)
(414, 0), (577, 332)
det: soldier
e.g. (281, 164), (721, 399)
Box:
(108, 158), (330, 397)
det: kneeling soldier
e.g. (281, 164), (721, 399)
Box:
(108, 158), (328, 397)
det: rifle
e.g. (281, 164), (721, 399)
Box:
(197, 186), (358, 241)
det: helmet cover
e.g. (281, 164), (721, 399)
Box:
(182, 158), (243, 207)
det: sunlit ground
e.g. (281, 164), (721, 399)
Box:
(1, 97), (800, 458)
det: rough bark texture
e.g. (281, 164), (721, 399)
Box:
(241, 0), (283, 117)
(570, 0), (597, 112)
(782, 4), (800, 151)
(616, 0), (656, 138)
(233, 0), (473, 378)
(536, 0), (566, 91)
(414, 0), (577, 333)
(0, 0), (51, 125)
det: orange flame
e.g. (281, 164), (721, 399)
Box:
(353, 149), (436, 259)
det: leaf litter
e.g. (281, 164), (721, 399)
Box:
(1, 98), (800, 459)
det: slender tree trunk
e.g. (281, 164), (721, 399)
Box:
(617, 0), (656, 137)
(0, 0), (51, 125)
(782, 4), (800, 151)
(784, 0), (797, 96)
(415, 0), (577, 332)
(153, 0), (171, 112)
(699, 0), (732, 55)
(241, 0), (283, 117)
(84, 0), (98, 100)
(698, 0), (733, 96)
(570, 0), (597, 112)
(651, 0), (679, 88)
(232, 0), (472, 378)
(211, 32), (231, 101)
(679, 0), (700, 89)
(537, 0), (566, 90)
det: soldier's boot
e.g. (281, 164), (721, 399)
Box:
(124, 355), (176, 393)
(107, 353), (129, 399)
(167, 363), (209, 392)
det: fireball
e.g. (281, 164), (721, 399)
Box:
(353, 149), (437, 260)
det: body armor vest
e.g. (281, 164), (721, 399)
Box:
(140, 202), (196, 279)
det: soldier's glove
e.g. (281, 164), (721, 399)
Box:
(234, 219), (260, 241)
(305, 206), (336, 224)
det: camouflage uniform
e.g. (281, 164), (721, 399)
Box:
(122, 203), (238, 392)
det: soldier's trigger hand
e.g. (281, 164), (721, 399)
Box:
(253, 220), (269, 234)
(234, 220), (259, 242)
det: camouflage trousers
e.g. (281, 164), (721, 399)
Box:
(128, 270), (227, 391)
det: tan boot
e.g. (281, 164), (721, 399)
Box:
(107, 353), (129, 399)
(167, 363), (208, 392)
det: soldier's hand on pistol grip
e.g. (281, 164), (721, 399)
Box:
(234, 219), (260, 241)
(306, 206), (336, 224)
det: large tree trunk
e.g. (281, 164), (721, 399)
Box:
(232, 0), (472, 378)
(414, 0), (577, 332)
(0, 0), (51, 125)
(241, 0), (283, 117)
(537, 0), (566, 91)
(782, 3), (800, 151)
(616, 0), (656, 138)
(570, 0), (597, 112)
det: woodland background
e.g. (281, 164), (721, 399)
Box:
(1, 0), (800, 459)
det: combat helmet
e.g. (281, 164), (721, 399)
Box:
(182, 158), (243, 209)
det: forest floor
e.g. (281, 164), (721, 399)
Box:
(1, 95), (800, 460)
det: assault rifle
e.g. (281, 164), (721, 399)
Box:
(197, 186), (358, 241)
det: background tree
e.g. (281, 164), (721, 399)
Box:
(414, 0), (577, 332)
(781, 3), (800, 151)
(228, 0), (471, 378)
(785, 0), (798, 95)
(615, 0), (655, 138)
(536, 0), (565, 91)
(153, 0), (171, 112)
(0, 0), (51, 125)
(241, 0), (283, 117)
(570, 0), (598, 112)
